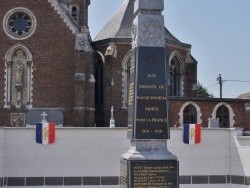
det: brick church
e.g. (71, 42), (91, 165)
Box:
(0, 0), (249, 130)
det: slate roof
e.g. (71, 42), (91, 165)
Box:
(93, 0), (191, 48)
(237, 92), (250, 99)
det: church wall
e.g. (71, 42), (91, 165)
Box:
(0, 127), (250, 187)
(109, 43), (132, 127)
(185, 62), (197, 97)
(0, 0), (78, 108)
(94, 43), (132, 127)
(166, 45), (197, 97)
(166, 46), (187, 58)
(245, 109), (250, 131)
(0, 0), (95, 127)
(0, 129), (3, 182)
(30, 4), (76, 108)
(58, 0), (86, 26)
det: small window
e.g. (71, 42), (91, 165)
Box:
(183, 104), (197, 124)
(69, 5), (79, 22)
(216, 105), (229, 128)
(71, 6), (77, 21)
(169, 57), (181, 96)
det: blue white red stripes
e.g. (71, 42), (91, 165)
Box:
(36, 122), (55, 145)
(183, 124), (201, 145)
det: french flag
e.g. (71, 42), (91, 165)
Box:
(36, 122), (55, 145)
(183, 124), (201, 145)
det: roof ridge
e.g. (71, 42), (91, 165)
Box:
(94, 0), (132, 41)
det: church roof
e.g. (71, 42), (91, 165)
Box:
(94, 0), (134, 41)
(93, 0), (191, 48)
(237, 92), (250, 99)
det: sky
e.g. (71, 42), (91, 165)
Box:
(88, 0), (250, 98)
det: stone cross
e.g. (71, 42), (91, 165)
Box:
(41, 112), (48, 123)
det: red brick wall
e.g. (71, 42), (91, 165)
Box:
(0, 0), (94, 126)
(169, 98), (247, 130)
(245, 109), (250, 131)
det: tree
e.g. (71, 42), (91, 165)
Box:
(197, 81), (214, 98)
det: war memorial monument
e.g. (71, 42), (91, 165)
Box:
(120, 0), (179, 187)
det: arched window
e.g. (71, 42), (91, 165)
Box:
(169, 57), (181, 96)
(183, 104), (197, 124)
(122, 50), (134, 109)
(69, 5), (79, 22)
(216, 105), (230, 128)
(71, 6), (77, 21)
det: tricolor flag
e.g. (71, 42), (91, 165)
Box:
(36, 122), (55, 145)
(183, 124), (201, 145)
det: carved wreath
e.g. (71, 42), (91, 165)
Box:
(142, 19), (160, 44)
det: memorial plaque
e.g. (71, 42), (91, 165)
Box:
(209, 118), (219, 128)
(128, 47), (169, 139)
(121, 160), (179, 188)
(127, 49), (136, 139)
(120, 159), (129, 188)
(131, 160), (178, 188)
(121, 159), (178, 188)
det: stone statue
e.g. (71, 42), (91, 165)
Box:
(15, 60), (23, 84)
(110, 106), (115, 128)
(111, 106), (114, 119)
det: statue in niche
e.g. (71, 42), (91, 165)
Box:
(12, 50), (26, 107)
(15, 60), (23, 85)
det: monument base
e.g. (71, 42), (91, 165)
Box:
(110, 118), (115, 128)
(120, 140), (179, 188)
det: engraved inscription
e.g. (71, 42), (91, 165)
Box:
(137, 96), (166, 100)
(147, 74), (156, 78)
(120, 160), (128, 188)
(138, 84), (165, 89)
(136, 94), (167, 137)
(129, 47), (169, 139)
(139, 85), (157, 89)
(127, 49), (136, 139)
(136, 118), (167, 123)
(132, 161), (178, 187)
(145, 107), (159, 111)
(129, 83), (135, 106)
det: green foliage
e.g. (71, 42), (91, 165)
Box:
(197, 81), (214, 98)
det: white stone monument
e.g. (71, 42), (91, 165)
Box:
(110, 106), (115, 128)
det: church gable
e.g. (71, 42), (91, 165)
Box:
(48, 0), (81, 34)
(0, 0), (95, 127)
